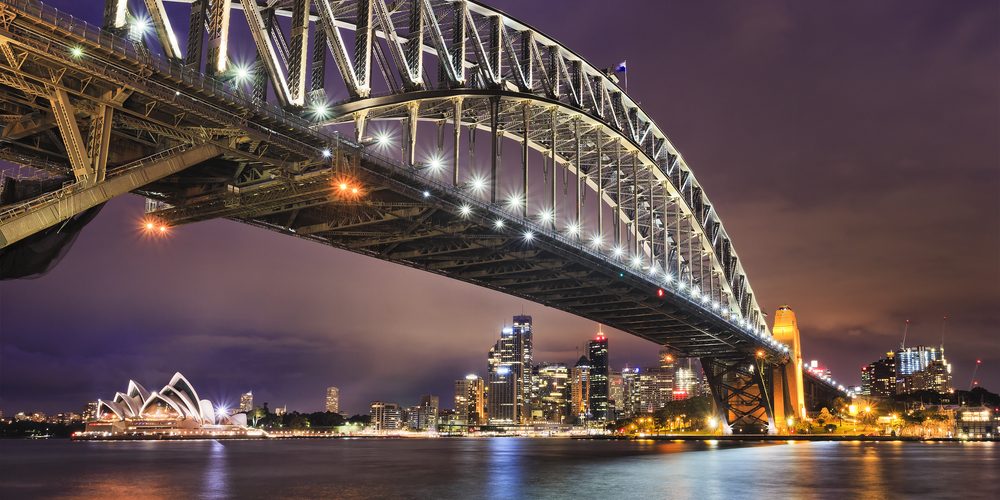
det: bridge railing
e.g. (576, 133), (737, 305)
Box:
(0, 0), (324, 144)
(0, 144), (195, 223)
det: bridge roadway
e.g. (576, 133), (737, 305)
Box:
(0, 0), (843, 432)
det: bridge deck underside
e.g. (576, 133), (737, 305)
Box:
(148, 156), (766, 361)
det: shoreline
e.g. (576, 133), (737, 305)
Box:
(8, 433), (992, 443)
(577, 434), (999, 443)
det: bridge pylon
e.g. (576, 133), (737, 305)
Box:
(701, 356), (776, 435)
(770, 305), (807, 432)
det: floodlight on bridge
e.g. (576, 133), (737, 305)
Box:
(537, 209), (554, 225)
(493, 219), (505, 230)
(130, 17), (152, 39)
(232, 64), (252, 84)
(321, 149), (332, 158)
(459, 205), (472, 218)
(523, 231), (534, 242)
(69, 46), (83, 59)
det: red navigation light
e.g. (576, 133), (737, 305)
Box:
(656, 288), (665, 298)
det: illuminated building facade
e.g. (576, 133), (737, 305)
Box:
(955, 407), (996, 439)
(325, 387), (340, 413)
(239, 391), (253, 413)
(455, 375), (486, 425)
(863, 353), (897, 399)
(487, 316), (533, 424)
(533, 363), (569, 423)
(608, 371), (624, 420)
(87, 373), (247, 435)
(370, 401), (402, 431)
(896, 346), (952, 394)
(570, 356), (591, 420)
(588, 333), (610, 421)
(406, 395), (439, 431)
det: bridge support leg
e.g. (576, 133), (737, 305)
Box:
(701, 357), (776, 435)
(0, 144), (222, 248)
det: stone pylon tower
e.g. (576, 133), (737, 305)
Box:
(771, 305), (806, 430)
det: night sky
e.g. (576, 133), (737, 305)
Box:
(1, 0), (997, 415)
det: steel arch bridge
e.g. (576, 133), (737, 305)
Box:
(0, 0), (840, 433)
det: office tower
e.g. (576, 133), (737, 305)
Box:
(675, 358), (698, 401)
(862, 353), (897, 398)
(608, 371), (624, 420)
(588, 332), (609, 421)
(406, 395), (439, 431)
(455, 375), (486, 425)
(487, 315), (533, 424)
(621, 366), (641, 417)
(370, 401), (402, 431)
(570, 356), (591, 420)
(325, 387), (340, 413)
(239, 391), (254, 413)
(82, 401), (99, 420)
(534, 363), (569, 423)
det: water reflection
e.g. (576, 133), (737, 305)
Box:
(201, 440), (229, 499)
(486, 438), (524, 498)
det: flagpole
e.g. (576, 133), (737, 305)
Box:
(623, 59), (628, 92)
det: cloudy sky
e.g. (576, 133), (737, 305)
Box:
(1, 0), (997, 414)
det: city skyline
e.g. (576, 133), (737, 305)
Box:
(0, 0), (997, 415)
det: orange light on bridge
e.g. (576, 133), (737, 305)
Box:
(140, 217), (170, 237)
(333, 177), (363, 198)
(756, 350), (766, 358)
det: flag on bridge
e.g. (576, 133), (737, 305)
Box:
(614, 60), (628, 91)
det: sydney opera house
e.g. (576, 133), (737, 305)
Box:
(83, 372), (250, 437)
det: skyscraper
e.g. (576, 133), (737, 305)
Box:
(608, 371), (624, 420)
(370, 401), (402, 431)
(570, 356), (591, 421)
(588, 332), (609, 421)
(487, 315), (533, 424)
(239, 391), (253, 413)
(863, 353), (897, 398)
(534, 363), (569, 423)
(325, 387), (340, 413)
(455, 375), (486, 425)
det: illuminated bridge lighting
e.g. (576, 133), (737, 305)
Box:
(459, 204), (472, 217)
(374, 131), (394, 148)
(140, 218), (169, 236)
(70, 46), (83, 58)
(523, 231), (534, 242)
(493, 219), (505, 230)
(537, 209), (554, 225)
(612, 246), (623, 258)
(469, 175), (488, 195)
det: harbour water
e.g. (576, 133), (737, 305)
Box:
(1, 438), (996, 499)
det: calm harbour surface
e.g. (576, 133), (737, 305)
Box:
(1, 438), (997, 499)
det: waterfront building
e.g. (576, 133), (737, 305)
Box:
(325, 387), (340, 413)
(534, 363), (569, 423)
(621, 366), (641, 417)
(675, 358), (698, 400)
(570, 356), (591, 421)
(588, 332), (610, 421)
(407, 395), (439, 431)
(608, 371), (624, 420)
(274, 405), (287, 416)
(87, 373), (247, 435)
(370, 401), (402, 431)
(862, 353), (897, 399)
(955, 407), (996, 439)
(239, 391), (253, 413)
(82, 401), (98, 420)
(455, 375), (486, 425)
(907, 358), (953, 394)
(487, 316), (533, 424)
